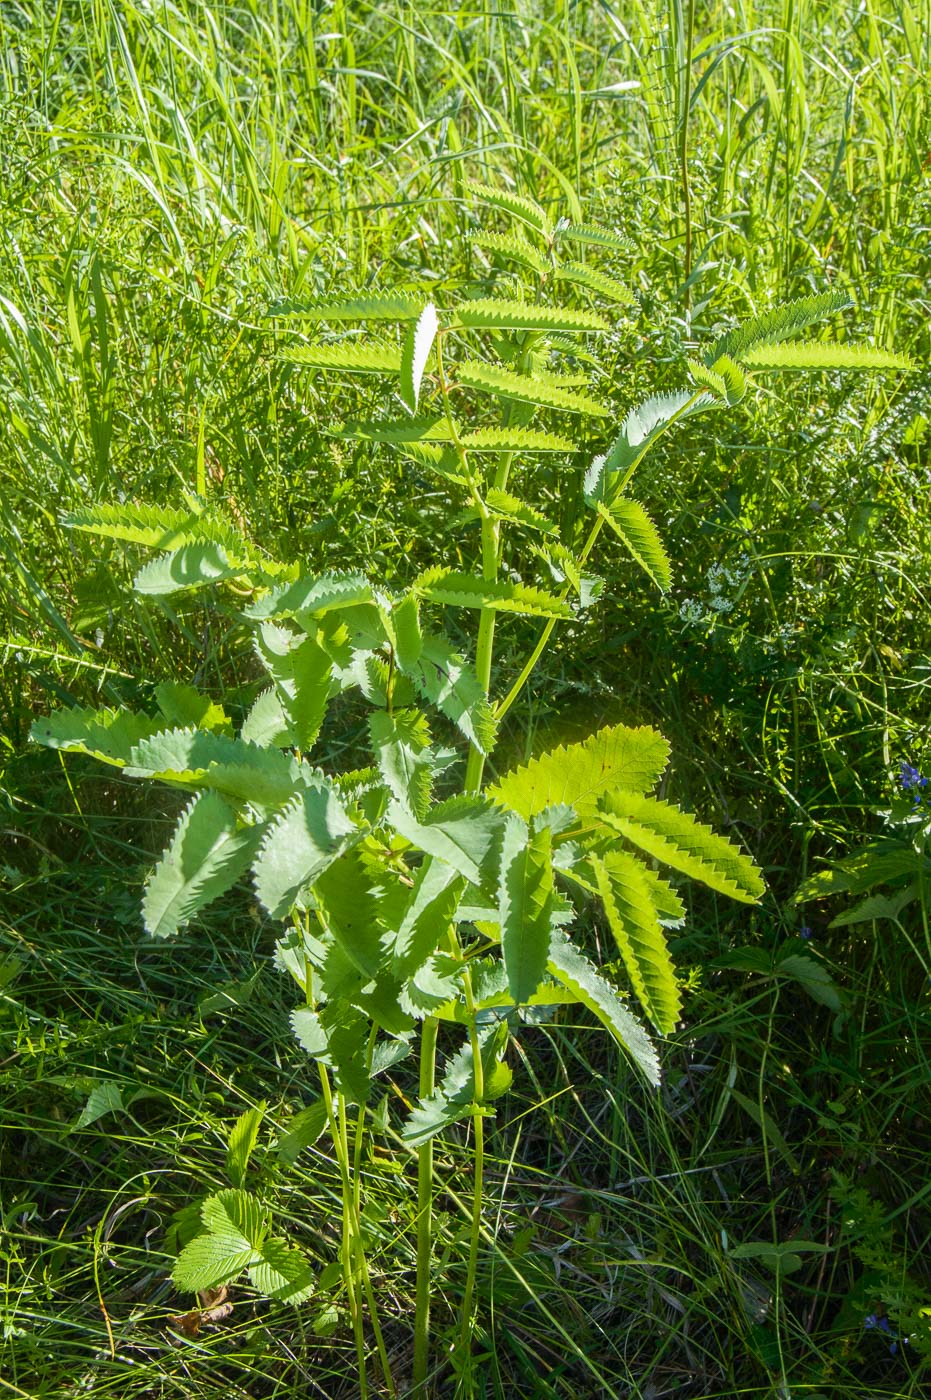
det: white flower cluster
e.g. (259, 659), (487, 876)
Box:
(679, 554), (752, 627)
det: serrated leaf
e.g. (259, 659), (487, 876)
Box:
(450, 298), (608, 333)
(547, 930), (659, 1085)
(489, 723), (670, 821)
(255, 623), (332, 751)
(392, 859), (465, 975)
(404, 631), (497, 754)
(499, 818), (556, 1003)
(557, 222), (633, 253)
(482, 488), (557, 535)
(595, 498), (672, 591)
(282, 341), (403, 373)
(74, 1081), (125, 1130)
(590, 852), (681, 1033)
(155, 683), (231, 734)
(586, 390), (715, 501)
(30, 705), (164, 768)
(240, 687), (291, 747)
(252, 783), (360, 920)
(597, 792), (764, 904)
(63, 503), (249, 555)
(400, 952), (465, 1016)
(554, 262), (634, 304)
(795, 843), (927, 900)
(415, 567), (571, 619)
(172, 1236), (257, 1293)
(392, 594), (422, 669)
(400, 302), (439, 412)
(739, 341), (915, 372)
(128, 729), (302, 808)
(388, 794), (505, 892)
(314, 851), (389, 979)
(340, 415), (452, 445)
(142, 792), (262, 938)
(460, 426), (576, 453)
(455, 360), (608, 416)
(707, 290), (852, 365)
(828, 885), (917, 928)
(277, 1101), (329, 1165)
(401, 1026), (511, 1145)
(470, 230), (547, 274)
(246, 572), (373, 621)
(268, 292), (423, 321)
(249, 1236), (315, 1303)
(466, 181), (550, 234)
(369, 708), (433, 819)
(201, 1189), (267, 1250)
(133, 543), (249, 595)
(687, 353), (746, 405)
(226, 1103), (266, 1187)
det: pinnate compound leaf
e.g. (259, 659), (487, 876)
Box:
(226, 1103), (266, 1187)
(404, 632), (497, 755)
(246, 572), (373, 621)
(738, 341), (915, 372)
(268, 292), (423, 321)
(586, 391), (714, 501)
(255, 624), (332, 751)
(142, 792), (262, 939)
(590, 853), (681, 1032)
(63, 503), (250, 555)
(557, 222), (634, 253)
(547, 931), (660, 1086)
(465, 181), (550, 234)
(252, 783), (360, 920)
(128, 729), (302, 808)
(707, 290), (852, 365)
(489, 723), (670, 821)
(133, 543), (249, 595)
(451, 299), (608, 334)
(369, 708), (434, 819)
(283, 342), (402, 374)
(484, 489), (557, 535)
(455, 360), (608, 416)
(554, 262), (634, 304)
(339, 415), (450, 444)
(388, 794), (505, 892)
(415, 567), (571, 619)
(499, 818), (556, 1003)
(461, 426), (576, 453)
(31, 705), (164, 767)
(594, 498), (672, 591)
(470, 230), (547, 274)
(400, 302), (439, 412)
(248, 1237), (315, 1303)
(598, 792), (764, 904)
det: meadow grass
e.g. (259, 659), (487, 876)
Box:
(2, 1), (930, 1396)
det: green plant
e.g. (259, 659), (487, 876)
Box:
(29, 185), (913, 1394)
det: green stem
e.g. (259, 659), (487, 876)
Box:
(318, 1069), (369, 1400)
(340, 1096), (397, 1399)
(412, 1015), (439, 1394)
(457, 968), (486, 1378)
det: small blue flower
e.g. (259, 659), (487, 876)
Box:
(898, 761), (927, 791)
(799, 925), (813, 941)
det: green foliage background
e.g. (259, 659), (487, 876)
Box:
(1, 1), (929, 1397)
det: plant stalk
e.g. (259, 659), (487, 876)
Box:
(412, 1015), (439, 1393)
